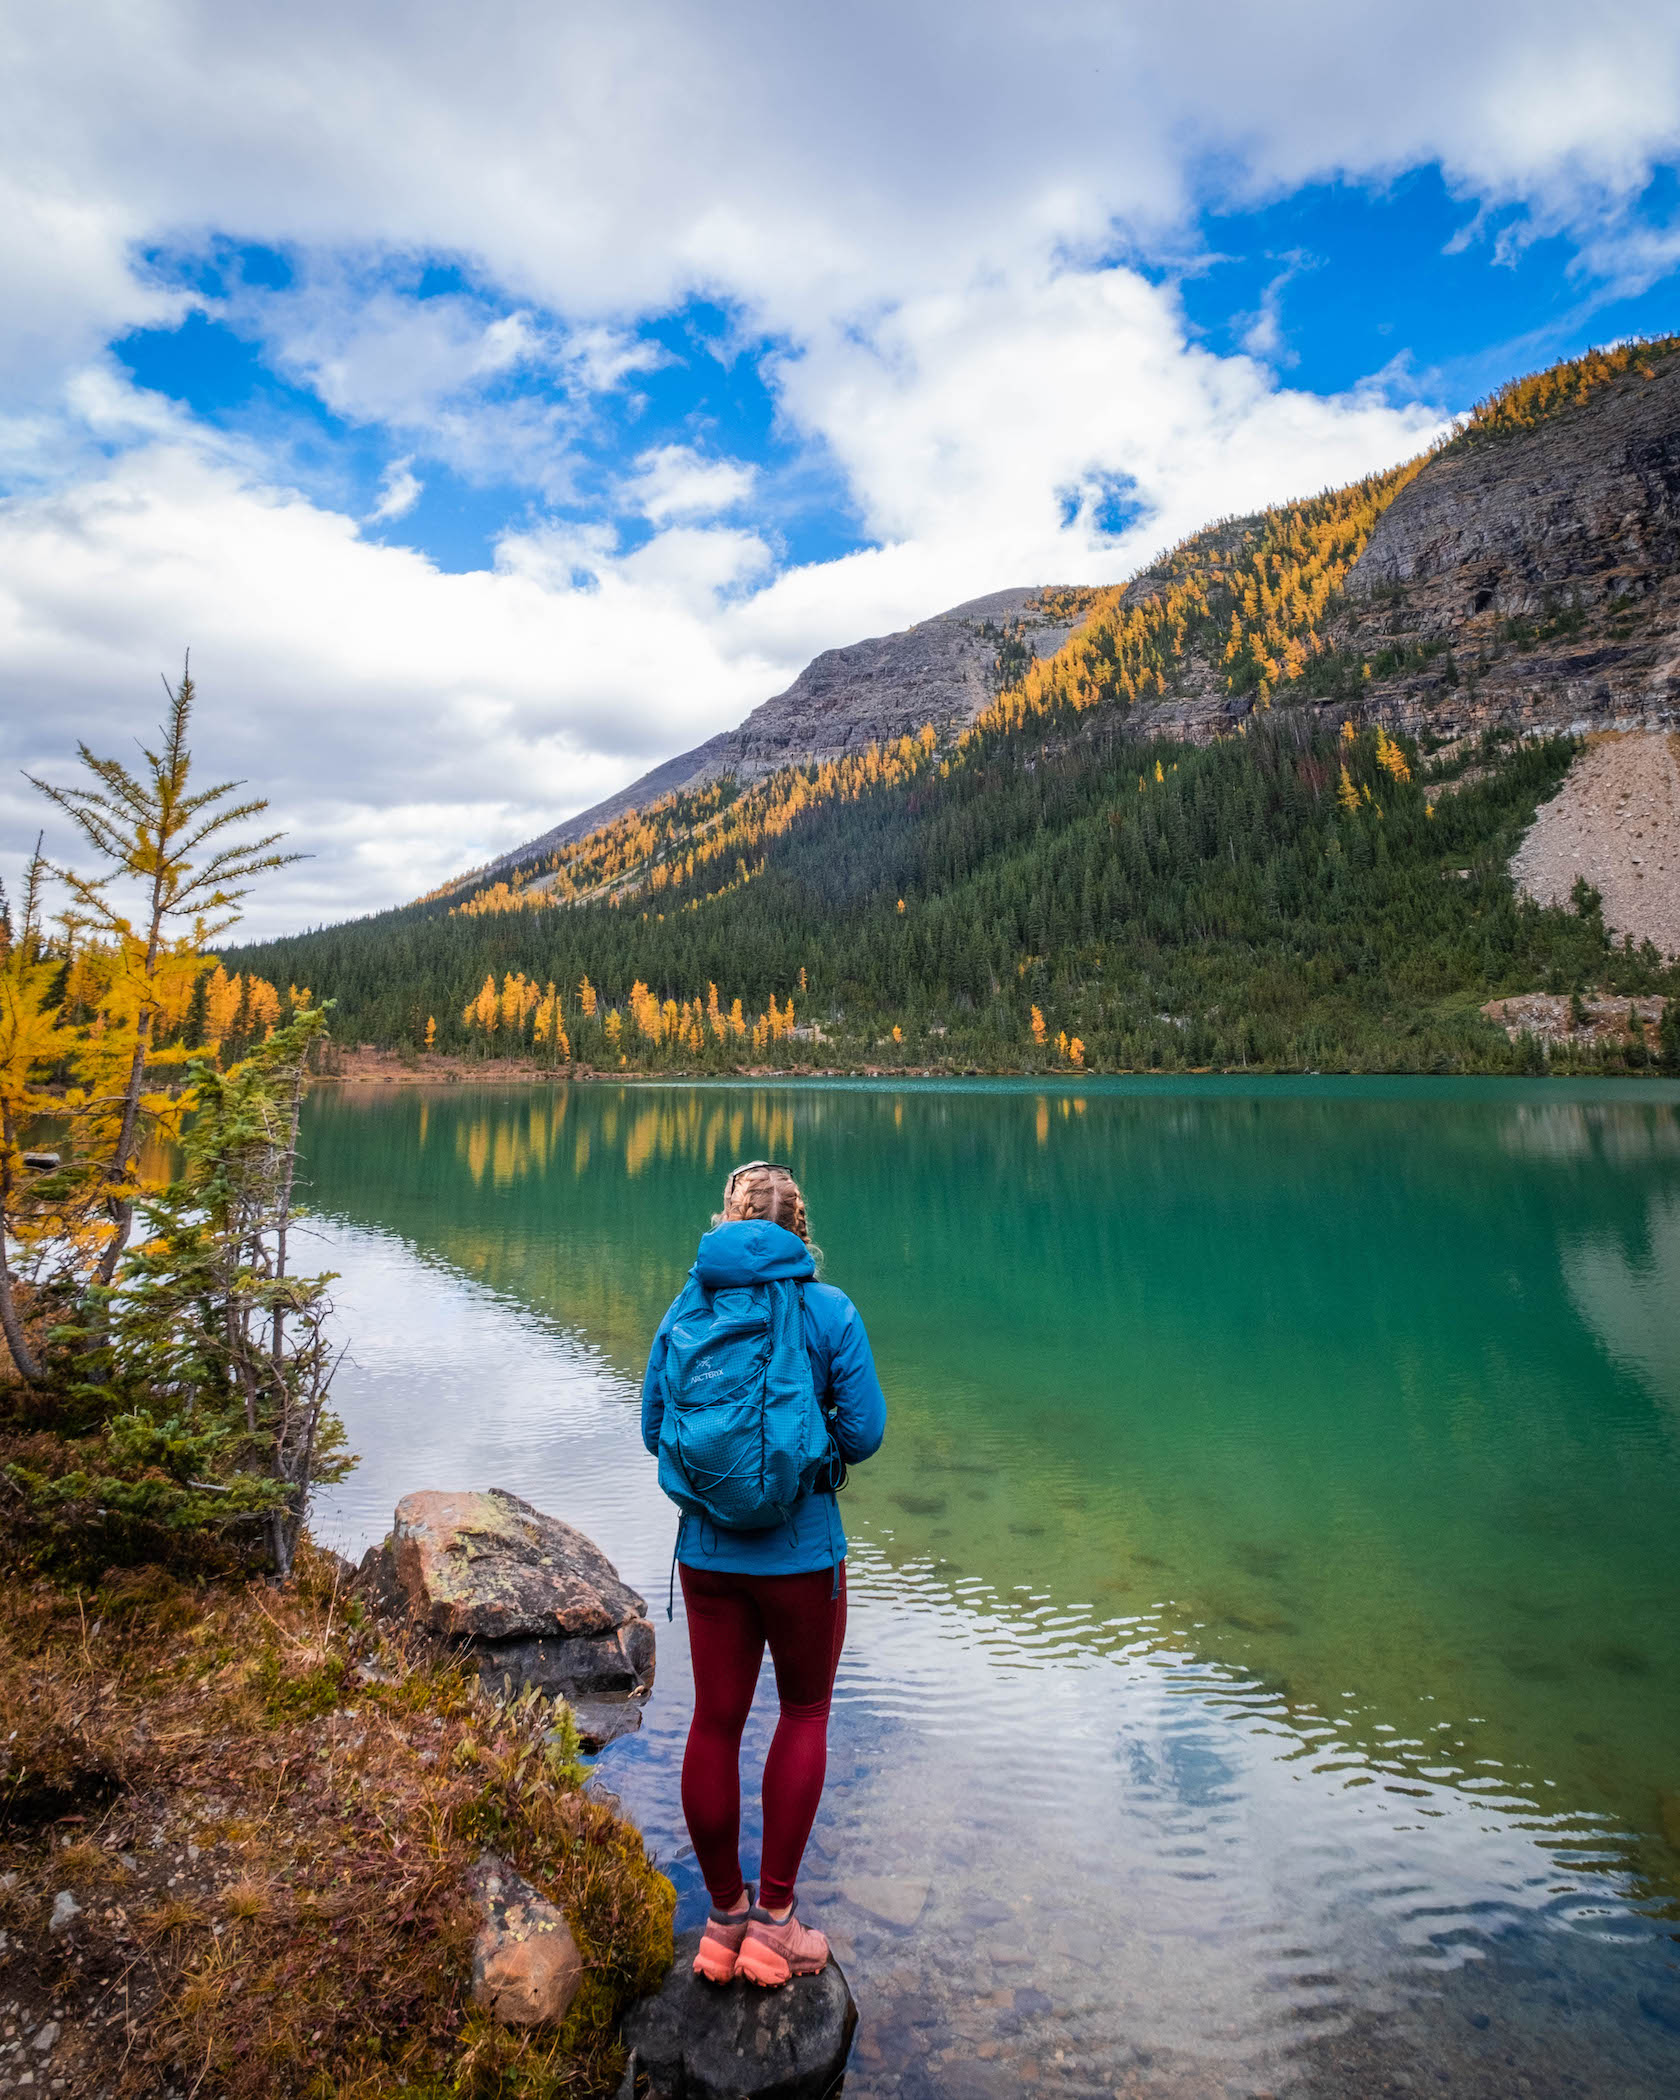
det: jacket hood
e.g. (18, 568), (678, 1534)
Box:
(694, 1219), (816, 1288)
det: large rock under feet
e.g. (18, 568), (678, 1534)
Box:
(622, 1930), (857, 2099)
(355, 1488), (654, 1745)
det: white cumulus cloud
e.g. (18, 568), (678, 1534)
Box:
(369, 456), (421, 521)
(627, 445), (758, 525)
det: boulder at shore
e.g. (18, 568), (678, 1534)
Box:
(355, 1489), (655, 1746)
(622, 1930), (857, 2100)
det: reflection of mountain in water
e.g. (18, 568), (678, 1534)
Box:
(1564, 1189), (1680, 1415)
(1497, 1099), (1680, 1164)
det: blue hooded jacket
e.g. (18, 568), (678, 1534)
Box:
(641, 1219), (887, 1576)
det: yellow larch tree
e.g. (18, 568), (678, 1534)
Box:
(0, 851), (86, 1381)
(27, 663), (294, 1289)
(204, 965), (242, 1046)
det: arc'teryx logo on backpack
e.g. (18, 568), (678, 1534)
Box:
(656, 1276), (834, 1531)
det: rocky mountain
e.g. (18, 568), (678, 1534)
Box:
(471, 344), (1680, 901)
(1109, 349), (1680, 749)
(488, 586), (1090, 875)
(1339, 352), (1680, 736)
(229, 338), (1680, 1074)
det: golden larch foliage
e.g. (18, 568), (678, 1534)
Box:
(1459, 334), (1680, 443)
(962, 461), (1425, 748)
(450, 730), (939, 920)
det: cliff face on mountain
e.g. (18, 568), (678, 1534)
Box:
(722, 586), (1088, 774)
(1091, 354), (1680, 750)
(494, 587), (1085, 874)
(1336, 354), (1680, 737)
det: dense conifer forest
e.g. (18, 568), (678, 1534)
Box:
(226, 716), (1680, 1076)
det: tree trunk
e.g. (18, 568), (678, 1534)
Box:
(270, 1051), (306, 1368)
(0, 1123), (45, 1386)
(93, 1011), (154, 1289)
(0, 1241), (43, 1386)
(94, 841), (168, 1292)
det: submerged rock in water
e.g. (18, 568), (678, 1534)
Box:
(840, 1873), (929, 1930)
(623, 1929), (857, 2099)
(558, 1696), (647, 1753)
(354, 1488), (655, 1735)
(467, 1851), (584, 2026)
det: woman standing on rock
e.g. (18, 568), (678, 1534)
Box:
(642, 1161), (887, 1989)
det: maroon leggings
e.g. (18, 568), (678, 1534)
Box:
(678, 1562), (847, 1912)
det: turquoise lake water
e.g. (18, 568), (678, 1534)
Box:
(300, 1078), (1680, 2098)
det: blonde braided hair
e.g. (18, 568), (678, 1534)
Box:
(715, 1162), (821, 1266)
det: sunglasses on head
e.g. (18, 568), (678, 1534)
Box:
(726, 1159), (794, 1192)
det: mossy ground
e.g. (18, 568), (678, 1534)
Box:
(0, 1542), (674, 2096)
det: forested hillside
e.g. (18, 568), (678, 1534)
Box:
(226, 711), (1678, 1074)
(224, 339), (1680, 1077)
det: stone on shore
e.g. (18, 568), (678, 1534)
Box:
(354, 1488), (654, 1744)
(622, 1929), (857, 2099)
(467, 1851), (584, 2026)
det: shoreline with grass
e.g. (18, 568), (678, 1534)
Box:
(315, 1002), (1680, 1089)
(0, 1540), (673, 2096)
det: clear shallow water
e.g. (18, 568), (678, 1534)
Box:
(300, 1079), (1680, 2097)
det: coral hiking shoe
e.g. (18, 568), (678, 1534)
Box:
(692, 1896), (753, 1984)
(736, 1899), (830, 1987)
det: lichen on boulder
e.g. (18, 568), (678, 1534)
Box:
(467, 1850), (584, 2025)
(354, 1488), (655, 1743)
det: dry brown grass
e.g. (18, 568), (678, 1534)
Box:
(0, 1543), (674, 2097)
(220, 1873), (271, 1921)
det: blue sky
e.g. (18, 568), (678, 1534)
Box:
(3, 1), (1679, 931)
(1179, 167), (1680, 400)
(107, 173), (1680, 580)
(114, 271), (864, 576)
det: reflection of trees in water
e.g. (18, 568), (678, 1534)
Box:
(432, 1088), (808, 1188)
(453, 1091), (571, 1187)
(1499, 1099), (1680, 1164)
(1565, 1188), (1680, 1414)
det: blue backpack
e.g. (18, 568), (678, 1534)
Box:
(656, 1272), (835, 1531)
